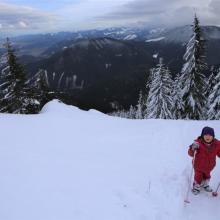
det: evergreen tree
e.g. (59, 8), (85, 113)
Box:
(146, 68), (154, 93)
(172, 73), (184, 119)
(135, 90), (145, 119)
(21, 87), (41, 114)
(33, 69), (51, 109)
(207, 68), (220, 119)
(22, 69), (53, 114)
(0, 38), (27, 113)
(0, 38), (41, 114)
(180, 15), (208, 120)
(145, 58), (173, 119)
(128, 105), (136, 119)
(206, 66), (218, 97)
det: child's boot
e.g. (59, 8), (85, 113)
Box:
(192, 182), (201, 195)
(202, 179), (213, 192)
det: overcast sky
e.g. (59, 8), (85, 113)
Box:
(0, 0), (220, 35)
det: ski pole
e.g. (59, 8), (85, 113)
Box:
(212, 182), (220, 197)
(184, 150), (197, 203)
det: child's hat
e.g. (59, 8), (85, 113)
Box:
(201, 126), (215, 137)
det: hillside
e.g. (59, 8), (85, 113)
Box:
(0, 100), (220, 220)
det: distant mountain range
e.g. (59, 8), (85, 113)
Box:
(1, 25), (220, 112)
(1, 25), (220, 55)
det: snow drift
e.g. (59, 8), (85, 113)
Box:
(0, 100), (220, 220)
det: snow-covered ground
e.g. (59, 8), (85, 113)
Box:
(0, 100), (220, 220)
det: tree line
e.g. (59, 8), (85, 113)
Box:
(111, 15), (220, 120)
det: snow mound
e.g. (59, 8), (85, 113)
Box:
(40, 99), (81, 114)
(41, 99), (106, 118)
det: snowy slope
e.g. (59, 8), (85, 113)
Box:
(146, 37), (165, 42)
(0, 100), (220, 220)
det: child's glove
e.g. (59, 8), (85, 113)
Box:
(191, 142), (199, 151)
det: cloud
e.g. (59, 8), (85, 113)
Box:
(97, 0), (220, 27)
(208, 0), (220, 24)
(0, 0), (133, 34)
(0, 2), (57, 34)
(53, 0), (133, 30)
(1, 0), (220, 35)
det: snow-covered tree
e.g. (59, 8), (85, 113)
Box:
(172, 73), (184, 119)
(146, 68), (154, 93)
(32, 69), (51, 109)
(0, 38), (27, 113)
(180, 15), (208, 120)
(145, 58), (173, 119)
(207, 68), (220, 119)
(109, 108), (131, 119)
(0, 38), (42, 114)
(206, 66), (218, 97)
(128, 105), (136, 119)
(135, 90), (145, 119)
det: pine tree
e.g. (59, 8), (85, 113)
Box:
(24, 69), (53, 114)
(0, 38), (27, 113)
(207, 68), (220, 119)
(33, 69), (51, 108)
(206, 66), (218, 97)
(0, 38), (42, 114)
(146, 68), (154, 93)
(145, 58), (173, 119)
(172, 73), (184, 119)
(180, 15), (208, 120)
(128, 105), (136, 119)
(135, 90), (145, 119)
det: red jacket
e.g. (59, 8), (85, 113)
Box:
(188, 137), (220, 173)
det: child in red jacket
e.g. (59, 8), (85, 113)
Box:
(188, 126), (220, 195)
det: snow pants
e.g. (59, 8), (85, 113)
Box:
(194, 169), (211, 185)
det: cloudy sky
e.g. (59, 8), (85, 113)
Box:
(0, 0), (220, 35)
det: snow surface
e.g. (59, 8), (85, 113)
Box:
(146, 37), (165, 42)
(124, 34), (137, 40)
(1, 99), (220, 220)
(153, 53), (159, 58)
